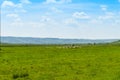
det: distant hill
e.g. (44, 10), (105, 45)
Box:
(112, 40), (120, 44)
(0, 36), (118, 44)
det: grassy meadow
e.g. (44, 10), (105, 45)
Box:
(0, 44), (120, 80)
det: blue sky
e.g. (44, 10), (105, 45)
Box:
(1, 0), (120, 39)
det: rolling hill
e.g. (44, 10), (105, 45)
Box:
(112, 40), (120, 44)
(0, 36), (118, 44)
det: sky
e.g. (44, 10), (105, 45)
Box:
(1, 0), (120, 39)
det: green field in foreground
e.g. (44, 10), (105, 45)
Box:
(0, 44), (120, 80)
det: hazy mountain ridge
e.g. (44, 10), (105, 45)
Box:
(1, 36), (118, 44)
(112, 40), (120, 44)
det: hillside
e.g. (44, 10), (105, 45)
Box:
(1, 36), (118, 44)
(112, 40), (120, 44)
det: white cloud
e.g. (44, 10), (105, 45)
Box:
(98, 12), (114, 20)
(1, 0), (30, 21)
(45, 0), (56, 3)
(20, 0), (31, 4)
(89, 19), (102, 24)
(60, 0), (72, 3)
(51, 7), (63, 13)
(1, 1), (24, 9)
(6, 13), (19, 18)
(1, 1), (16, 8)
(115, 20), (120, 24)
(1, 0), (31, 8)
(72, 12), (90, 19)
(89, 11), (120, 26)
(64, 18), (77, 24)
(45, 0), (71, 4)
(6, 13), (21, 22)
(100, 5), (107, 11)
(14, 9), (27, 13)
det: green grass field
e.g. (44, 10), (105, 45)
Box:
(0, 44), (120, 80)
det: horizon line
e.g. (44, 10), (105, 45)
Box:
(1, 36), (120, 40)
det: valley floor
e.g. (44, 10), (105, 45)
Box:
(0, 44), (120, 80)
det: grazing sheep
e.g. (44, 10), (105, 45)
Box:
(58, 44), (81, 49)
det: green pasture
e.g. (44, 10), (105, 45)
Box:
(0, 44), (120, 80)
